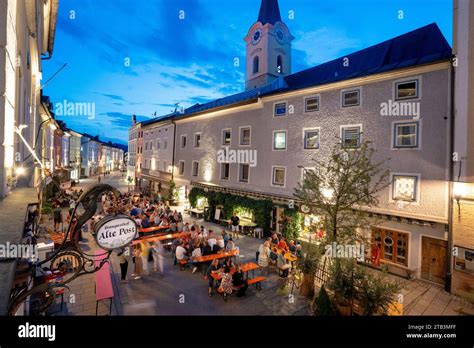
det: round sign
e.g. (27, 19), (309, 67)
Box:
(94, 215), (138, 250)
(300, 204), (311, 214)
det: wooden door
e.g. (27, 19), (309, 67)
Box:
(421, 236), (447, 285)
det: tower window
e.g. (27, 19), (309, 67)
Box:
(253, 56), (259, 74)
(277, 55), (283, 74)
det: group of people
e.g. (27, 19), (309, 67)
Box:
(257, 232), (303, 278)
(173, 226), (238, 273)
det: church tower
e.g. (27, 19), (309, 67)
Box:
(244, 0), (294, 90)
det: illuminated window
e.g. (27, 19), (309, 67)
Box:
(304, 129), (320, 149)
(273, 131), (287, 150)
(392, 174), (418, 202)
(372, 228), (408, 266)
(272, 167), (286, 187)
(394, 122), (419, 148)
(395, 79), (419, 100)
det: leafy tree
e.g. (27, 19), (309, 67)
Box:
(294, 140), (389, 242)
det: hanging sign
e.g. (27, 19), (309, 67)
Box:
(94, 214), (138, 250)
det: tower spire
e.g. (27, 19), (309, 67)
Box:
(258, 0), (281, 25)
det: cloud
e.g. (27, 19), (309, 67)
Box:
(293, 27), (361, 66)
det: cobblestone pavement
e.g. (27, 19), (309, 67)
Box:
(43, 172), (474, 316)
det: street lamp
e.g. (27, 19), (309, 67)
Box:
(453, 182), (467, 219)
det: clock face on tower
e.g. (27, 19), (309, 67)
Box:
(251, 28), (262, 45)
(276, 29), (284, 43)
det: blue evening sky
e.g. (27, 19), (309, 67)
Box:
(42, 0), (452, 145)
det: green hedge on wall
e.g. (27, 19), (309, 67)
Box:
(283, 207), (303, 240)
(188, 187), (273, 234)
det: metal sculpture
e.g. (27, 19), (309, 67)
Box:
(8, 184), (122, 316)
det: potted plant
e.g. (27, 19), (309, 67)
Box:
(299, 252), (319, 298)
(327, 259), (361, 316)
(358, 270), (401, 315)
(313, 285), (335, 315)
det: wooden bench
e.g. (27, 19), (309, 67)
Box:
(94, 251), (114, 315)
(217, 276), (266, 302)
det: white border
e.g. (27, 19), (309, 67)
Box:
(302, 127), (321, 150)
(303, 94), (321, 114)
(272, 129), (287, 151)
(340, 123), (363, 148)
(221, 128), (232, 146)
(238, 163), (250, 183)
(391, 120), (422, 151)
(192, 160), (199, 177)
(239, 126), (252, 147)
(220, 162), (230, 180)
(273, 100), (288, 117)
(389, 172), (421, 205)
(271, 165), (287, 188)
(180, 134), (187, 149)
(341, 87), (362, 108)
(393, 75), (422, 102)
(193, 132), (202, 148)
(178, 160), (185, 176)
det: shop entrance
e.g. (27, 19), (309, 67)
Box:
(421, 236), (447, 285)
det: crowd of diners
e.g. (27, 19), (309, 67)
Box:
(257, 232), (303, 278)
(69, 191), (305, 297)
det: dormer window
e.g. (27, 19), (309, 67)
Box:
(253, 56), (259, 74)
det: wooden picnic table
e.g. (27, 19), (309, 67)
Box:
(211, 262), (260, 281)
(139, 225), (169, 234)
(188, 208), (204, 219)
(191, 249), (238, 263)
(132, 232), (190, 245)
(273, 247), (298, 262)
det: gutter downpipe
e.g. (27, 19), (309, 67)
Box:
(446, 58), (456, 293)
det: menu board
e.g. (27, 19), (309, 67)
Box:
(454, 245), (474, 274)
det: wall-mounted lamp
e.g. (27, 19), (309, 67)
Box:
(453, 182), (467, 219)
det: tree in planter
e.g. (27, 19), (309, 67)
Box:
(357, 269), (401, 315)
(326, 258), (364, 315)
(294, 140), (389, 243)
(299, 252), (320, 298)
(313, 285), (335, 316)
(167, 180), (179, 204)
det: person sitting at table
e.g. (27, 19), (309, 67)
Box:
(226, 238), (236, 251)
(159, 217), (168, 227)
(203, 241), (213, 256)
(216, 237), (225, 249)
(212, 241), (222, 254)
(218, 266), (233, 296)
(277, 252), (291, 278)
(207, 235), (217, 249)
(271, 232), (279, 245)
(296, 244), (303, 258)
(223, 230), (230, 247)
(168, 221), (177, 233)
(232, 265), (248, 297)
(175, 242), (188, 264)
(190, 244), (202, 274)
(177, 220), (184, 232)
(277, 235), (289, 252)
(141, 215), (150, 229)
(183, 222), (190, 233)
(224, 257), (234, 270)
(207, 259), (222, 297)
(288, 240), (297, 254)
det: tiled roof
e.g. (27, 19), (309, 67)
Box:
(146, 23), (451, 125)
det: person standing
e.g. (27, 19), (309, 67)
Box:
(152, 240), (164, 274)
(140, 240), (150, 275)
(118, 249), (129, 283)
(258, 241), (271, 275)
(230, 213), (240, 239)
(132, 245), (143, 280)
(52, 204), (63, 233)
